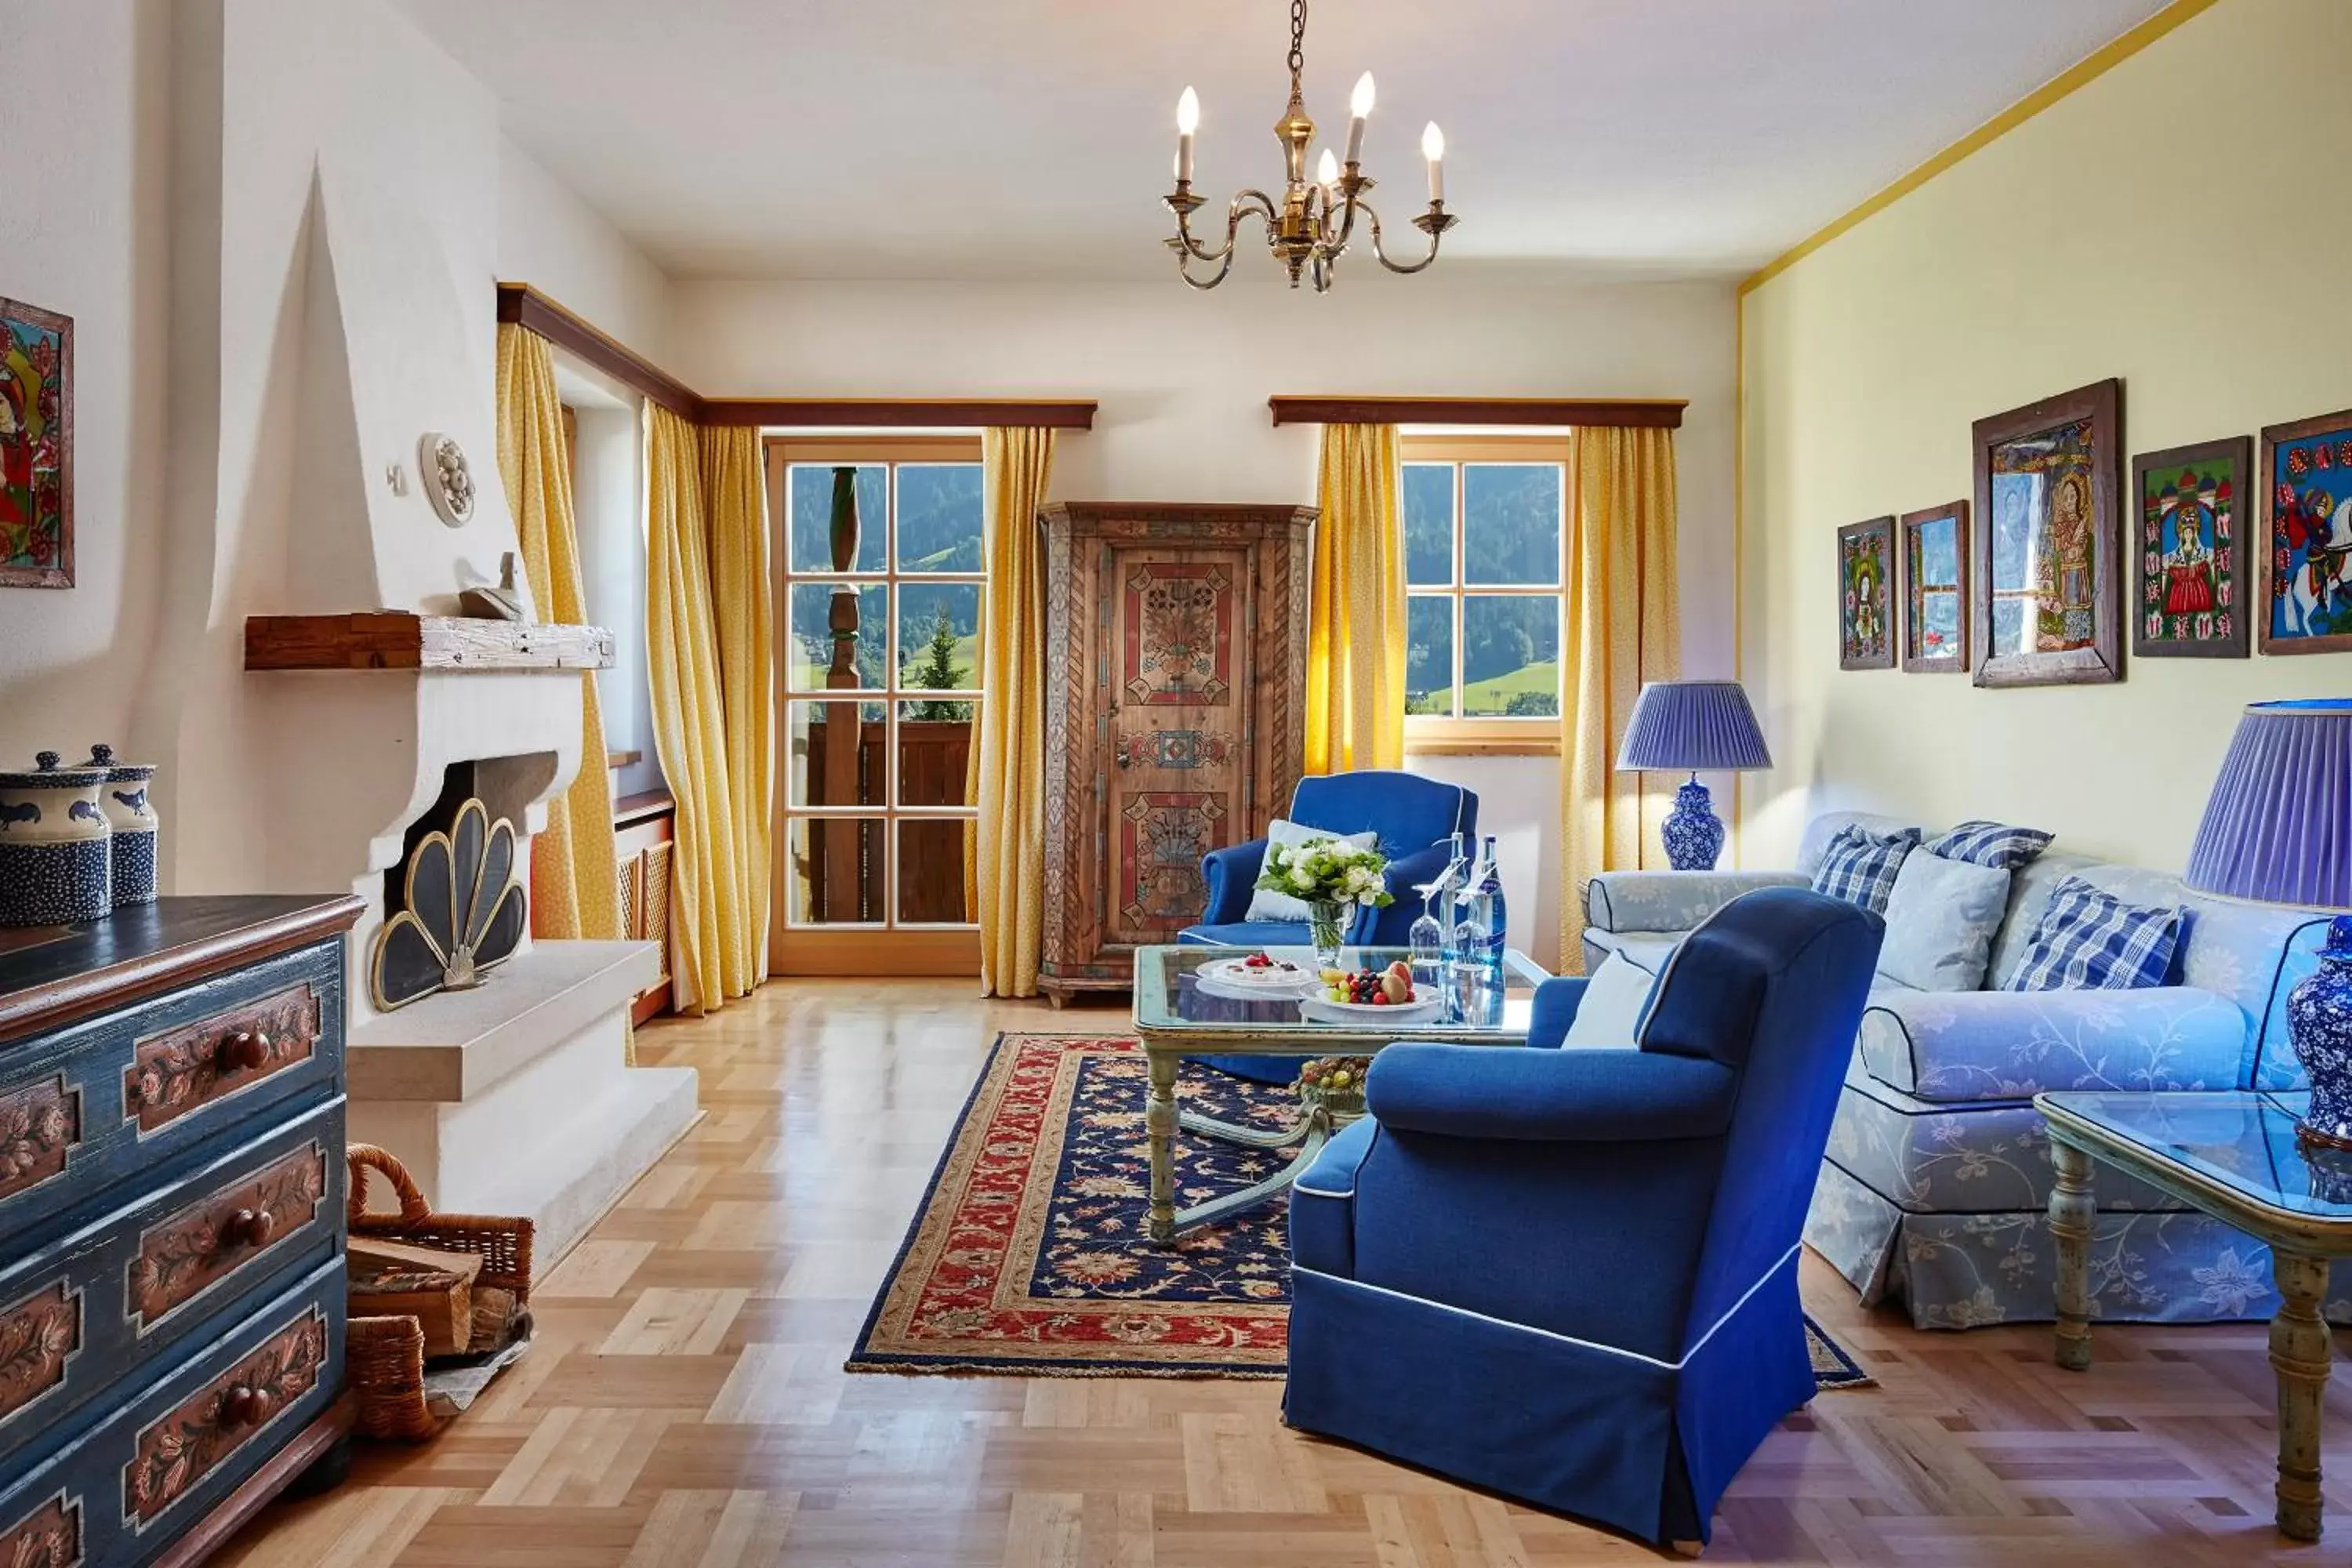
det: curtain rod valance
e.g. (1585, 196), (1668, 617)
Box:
(495, 284), (1097, 430)
(1267, 396), (1686, 429)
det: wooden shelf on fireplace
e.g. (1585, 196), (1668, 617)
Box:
(244, 612), (616, 672)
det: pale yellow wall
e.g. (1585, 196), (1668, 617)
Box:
(1739, 0), (2352, 872)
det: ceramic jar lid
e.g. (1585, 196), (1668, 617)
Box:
(78, 743), (155, 782)
(0, 751), (107, 789)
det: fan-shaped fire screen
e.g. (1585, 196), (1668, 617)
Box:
(371, 797), (528, 1011)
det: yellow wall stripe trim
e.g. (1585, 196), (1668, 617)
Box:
(1737, 0), (2225, 297)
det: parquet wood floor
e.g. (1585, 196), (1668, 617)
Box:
(217, 980), (2341, 1566)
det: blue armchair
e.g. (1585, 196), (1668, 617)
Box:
(1179, 771), (1477, 1083)
(1283, 887), (1884, 1550)
(1181, 771), (1478, 950)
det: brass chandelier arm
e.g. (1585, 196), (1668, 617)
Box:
(1364, 200), (1459, 276)
(1166, 187), (1279, 288)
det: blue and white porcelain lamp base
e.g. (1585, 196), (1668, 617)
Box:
(1660, 774), (1726, 873)
(2290, 915), (2352, 1149)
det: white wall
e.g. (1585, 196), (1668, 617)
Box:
(0, 0), (172, 764)
(674, 274), (1738, 966)
(498, 135), (677, 374)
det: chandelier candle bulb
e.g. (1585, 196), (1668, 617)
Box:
(1345, 70), (1374, 164)
(1422, 122), (1445, 201)
(1316, 147), (1340, 197)
(1176, 85), (1199, 183)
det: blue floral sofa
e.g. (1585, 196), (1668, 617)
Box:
(1584, 811), (2336, 1330)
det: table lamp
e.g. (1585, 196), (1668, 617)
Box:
(2185, 699), (2352, 1147)
(1614, 680), (1774, 871)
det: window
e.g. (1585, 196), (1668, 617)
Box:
(1402, 435), (1566, 750)
(766, 437), (984, 958)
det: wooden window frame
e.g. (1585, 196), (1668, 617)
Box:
(764, 435), (985, 972)
(1399, 434), (1569, 757)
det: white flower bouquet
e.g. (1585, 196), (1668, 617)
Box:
(1256, 836), (1392, 960)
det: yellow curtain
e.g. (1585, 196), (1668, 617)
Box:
(966, 426), (1057, 996)
(1304, 423), (1405, 774)
(1560, 426), (1681, 973)
(644, 404), (760, 1013)
(702, 425), (773, 991)
(493, 324), (619, 942)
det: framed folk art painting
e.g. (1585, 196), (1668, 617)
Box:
(1969, 378), (2124, 688)
(0, 296), (73, 590)
(2259, 407), (2352, 655)
(2132, 436), (2249, 659)
(1898, 500), (1969, 673)
(1838, 516), (1896, 670)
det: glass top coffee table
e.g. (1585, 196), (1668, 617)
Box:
(1131, 943), (1550, 1243)
(2038, 1089), (2352, 1541)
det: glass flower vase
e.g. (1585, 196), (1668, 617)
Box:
(1307, 900), (1347, 971)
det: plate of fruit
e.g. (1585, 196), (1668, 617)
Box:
(1196, 952), (1319, 996)
(1299, 961), (1443, 1025)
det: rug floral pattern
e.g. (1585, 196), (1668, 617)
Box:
(850, 1033), (1871, 1387)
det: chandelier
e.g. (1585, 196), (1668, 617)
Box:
(1164, 0), (1455, 292)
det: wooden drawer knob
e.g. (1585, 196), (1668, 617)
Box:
(224, 1207), (275, 1250)
(222, 1031), (271, 1072)
(218, 1384), (270, 1428)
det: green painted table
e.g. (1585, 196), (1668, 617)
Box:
(2038, 1089), (2352, 1542)
(1131, 943), (1549, 1245)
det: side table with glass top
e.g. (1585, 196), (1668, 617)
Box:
(2036, 1089), (2352, 1542)
(1131, 943), (1551, 1245)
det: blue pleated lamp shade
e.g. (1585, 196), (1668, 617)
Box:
(1614, 681), (1774, 773)
(2186, 699), (2352, 910)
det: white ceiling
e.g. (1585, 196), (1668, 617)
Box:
(398, 0), (2172, 283)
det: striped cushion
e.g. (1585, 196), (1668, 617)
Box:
(1809, 825), (1920, 914)
(1927, 819), (2055, 871)
(2004, 875), (2183, 992)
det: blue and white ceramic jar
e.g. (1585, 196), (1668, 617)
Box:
(80, 743), (158, 907)
(0, 752), (113, 927)
(2290, 915), (2352, 1149)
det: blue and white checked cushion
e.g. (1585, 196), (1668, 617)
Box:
(1927, 819), (2055, 871)
(2004, 875), (2182, 992)
(1809, 825), (1920, 914)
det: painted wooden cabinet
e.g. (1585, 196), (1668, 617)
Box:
(1037, 503), (1315, 1003)
(0, 895), (362, 1567)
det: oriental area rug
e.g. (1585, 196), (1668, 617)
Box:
(848, 1033), (1871, 1388)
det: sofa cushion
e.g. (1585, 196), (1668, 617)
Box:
(1810, 823), (1921, 914)
(1877, 852), (2009, 991)
(1563, 953), (1661, 1048)
(1923, 819), (2055, 871)
(1797, 811), (1926, 877)
(1243, 819), (1379, 923)
(1854, 985), (2245, 1101)
(2005, 875), (2183, 992)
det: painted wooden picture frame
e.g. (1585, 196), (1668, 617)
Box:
(1969, 378), (2124, 688)
(1838, 515), (1896, 670)
(2132, 436), (2250, 659)
(2259, 407), (2352, 655)
(0, 296), (73, 590)
(1898, 500), (1969, 673)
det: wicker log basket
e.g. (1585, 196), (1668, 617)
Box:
(346, 1144), (535, 1441)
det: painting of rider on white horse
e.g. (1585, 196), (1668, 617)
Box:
(2263, 411), (2352, 655)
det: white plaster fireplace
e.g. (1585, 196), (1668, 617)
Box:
(233, 169), (695, 1264)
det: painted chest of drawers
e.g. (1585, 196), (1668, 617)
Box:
(0, 895), (364, 1568)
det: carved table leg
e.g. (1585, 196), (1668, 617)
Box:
(2048, 1138), (2096, 1371)
(1145, 1048), (1180, 1247)
(2270, 1249), (2331, 1542)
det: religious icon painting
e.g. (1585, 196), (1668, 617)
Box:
(1838, 516), (1896, 670)
(0, 296), (73, 590)
(2132, 437), (2250, 659)
(2259, 407), (2352, 656)
(1898, 501), (1969, 673)
(1969, 379), (2125, 688)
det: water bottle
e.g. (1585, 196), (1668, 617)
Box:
(1468, 834), (1506, 987)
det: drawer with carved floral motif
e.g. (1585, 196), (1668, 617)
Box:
(0, 1258), (343, 1568)
(0, 1096), (343, 1477)
(0, 936), (343, 1260)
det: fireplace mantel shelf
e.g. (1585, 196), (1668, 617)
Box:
(244, 612), (615, 672)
